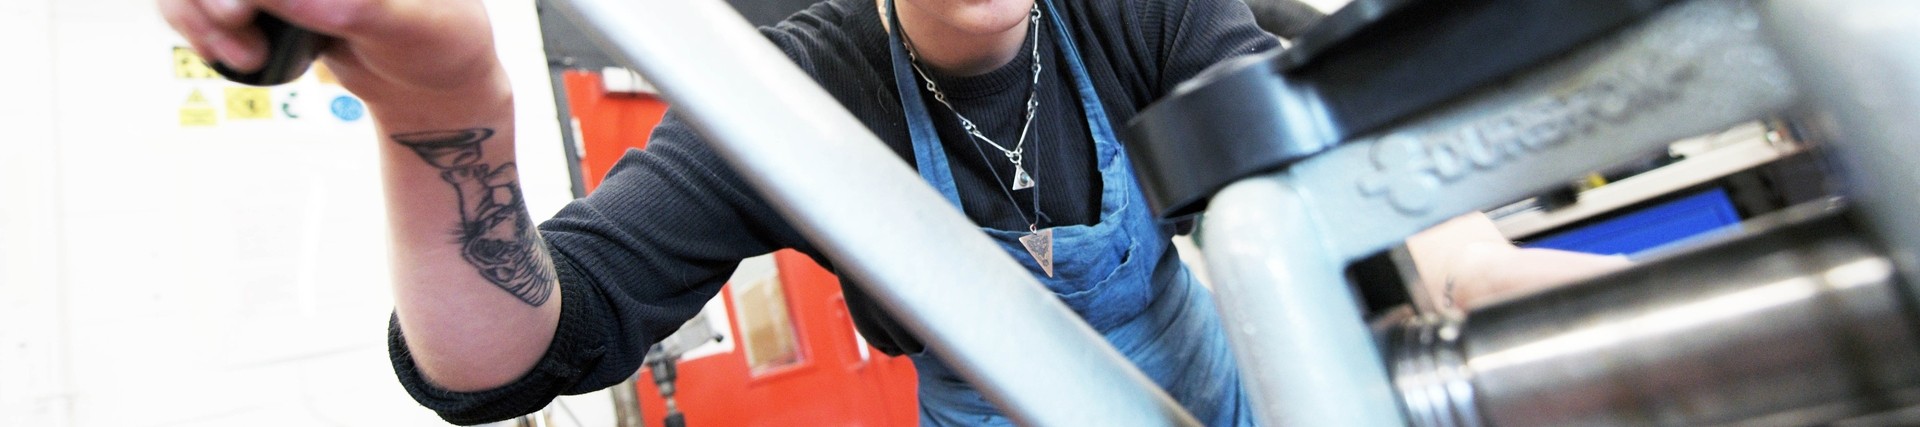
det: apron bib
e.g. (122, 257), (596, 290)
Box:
(883, 1), (1255, 425)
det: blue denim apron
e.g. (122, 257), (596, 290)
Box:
(884, 1), (1255, 425)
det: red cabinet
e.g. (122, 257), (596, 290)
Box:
(563, 69), (920, 427)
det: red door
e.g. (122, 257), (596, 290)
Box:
(563, 69), (920, 427)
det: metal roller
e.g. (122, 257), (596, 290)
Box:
(1386, 207), (1920, 427)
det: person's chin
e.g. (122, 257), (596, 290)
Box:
(927, 0), (1033, 35)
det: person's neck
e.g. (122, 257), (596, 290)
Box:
(888, 0), (1032, 77)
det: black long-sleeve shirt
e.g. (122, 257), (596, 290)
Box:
(389, 0), (1278, 423)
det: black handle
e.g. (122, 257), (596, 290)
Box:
(211, 13), (326, 86)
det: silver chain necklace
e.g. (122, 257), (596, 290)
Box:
(900, 3), (1055, 277)
(903, 3), (1044, 191)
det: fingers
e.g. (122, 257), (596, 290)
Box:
(198, 0), (256, 28)
(243, 0), (410, 39)
(162, 0), (502, 98)
(159, 0), (266, 72)
(1405, 212), (1516, 293)
(159, 0), (448, 76)
(1451, 246), (1632, 308)
(1404, 211), (1634, 311)
(241, 0), (487, 64)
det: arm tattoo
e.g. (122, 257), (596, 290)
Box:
(393, 128), (556, 306)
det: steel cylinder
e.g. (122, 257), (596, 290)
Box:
(1388, 209), (1920, 427)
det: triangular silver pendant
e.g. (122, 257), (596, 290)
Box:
(1011, 166), (1035, 190)
(1018, 228), (1054, 277)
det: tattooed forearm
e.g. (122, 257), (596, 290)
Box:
(393, 128), (556, 306)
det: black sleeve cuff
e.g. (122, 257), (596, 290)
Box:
(387, 255), (614, 425)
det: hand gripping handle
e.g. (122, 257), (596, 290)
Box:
(211, 13), (327, 86)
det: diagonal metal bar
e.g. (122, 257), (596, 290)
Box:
(543, 0), (1200, 425)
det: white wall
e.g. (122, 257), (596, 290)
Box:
(0, 0), (70, 425)
(0, 0), (597, 425)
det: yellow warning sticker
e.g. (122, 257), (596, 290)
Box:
(173, 47), (219, 80)
(180, 89), (217, 126)
(225, 87), (273, 119)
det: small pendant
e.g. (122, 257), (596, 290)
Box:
(1018, 228), (1054, 277)
(1011, 166), (1035, 190)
